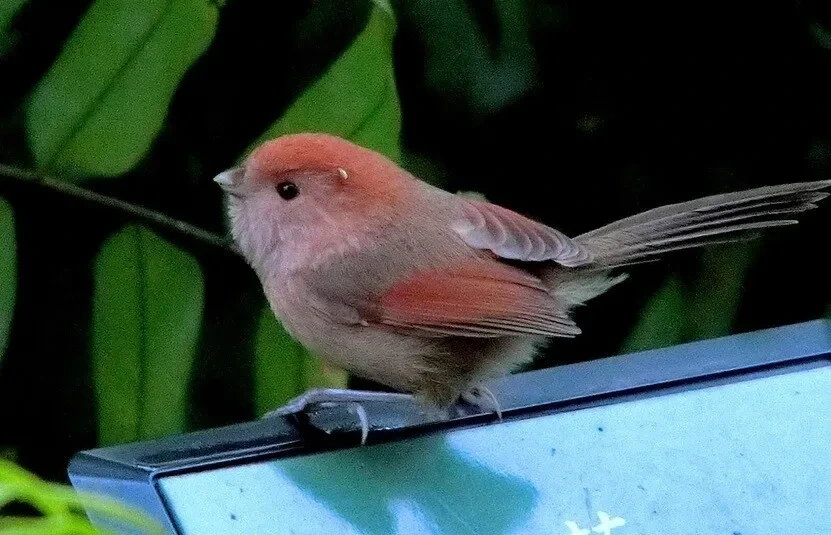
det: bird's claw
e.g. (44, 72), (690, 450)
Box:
(262, 388), (414, 445)
(346, 402), (370, 445)
(460, 385), (503, 421)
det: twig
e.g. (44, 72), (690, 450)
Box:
(0, 163), (238, 255)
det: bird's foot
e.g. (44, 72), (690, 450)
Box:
(262, 388), (415, 445)
(460, 385), (503, 421)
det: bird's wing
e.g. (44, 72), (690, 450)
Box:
(450, 198), (593, 267)
(366, 259), (581, 338)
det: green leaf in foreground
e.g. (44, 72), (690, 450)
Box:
(249, 1), (402, 406)
(25, 0), (219, 178)
(92, 225), (204, 445)
(0, 198), (15, 365)
(0, 459), (164, 534)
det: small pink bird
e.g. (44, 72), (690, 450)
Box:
(215, 133), (829, 440)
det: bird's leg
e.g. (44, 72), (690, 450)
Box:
(262, 388), (416, 445)
(263, 388), (415, 417)
(460, 385), (503, 421)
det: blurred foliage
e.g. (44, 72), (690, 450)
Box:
(0, 459), (162, 534)
(622, 243), (759, 352)
(0, 0), (829, 528)
(812, 22), (831, 50)
(248, 0), (399, 159)
(92, 224), (204, 445)
(0, 199), (13, 364)
(0, 0), (28, 56)
(25, 0), (219, 179)
(406, 0), (537, 113)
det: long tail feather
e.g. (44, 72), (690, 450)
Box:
(575, 180), (831, 268)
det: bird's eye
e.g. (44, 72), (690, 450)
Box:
(276, 181), (299, 200)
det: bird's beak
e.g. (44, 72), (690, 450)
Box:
(213, 167), (244, 195)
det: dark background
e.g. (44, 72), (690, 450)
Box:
(0, 0), (829, 483)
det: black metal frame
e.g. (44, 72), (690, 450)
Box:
(67, 318), (831, 534)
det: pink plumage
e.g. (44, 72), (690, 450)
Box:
(215, 132), (830, 411)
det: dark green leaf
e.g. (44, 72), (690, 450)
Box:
(254, 310), (303, 414)
(408, 0), (537, 113)
(25, 0), (219, 178)
(621, 275), (686, 352)
(622, 243), (757, 352)
(92, 225), (204, 445)
(254, 310), (344, 414)
(0, 197), (15, 364)
(247, 0), (401, 162)
(0, 0), (27, 56)
(250, 0), (401, 409)
(0, 0), (27, 31)
(811, 22), (831, 51)
(684, 243), (757, 340)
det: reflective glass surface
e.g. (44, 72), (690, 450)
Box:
(159, 365), (831, 535)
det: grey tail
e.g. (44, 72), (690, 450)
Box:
(573, 180), (831, 270)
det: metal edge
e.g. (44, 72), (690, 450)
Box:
(67, 318), (831, 506)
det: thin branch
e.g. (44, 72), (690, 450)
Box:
(0, 163), (239, 255)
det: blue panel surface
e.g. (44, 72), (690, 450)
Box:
(158, 364), (831, 535)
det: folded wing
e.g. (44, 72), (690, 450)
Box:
(369, 260), (580, 338)
(451, 198), (593, 267)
